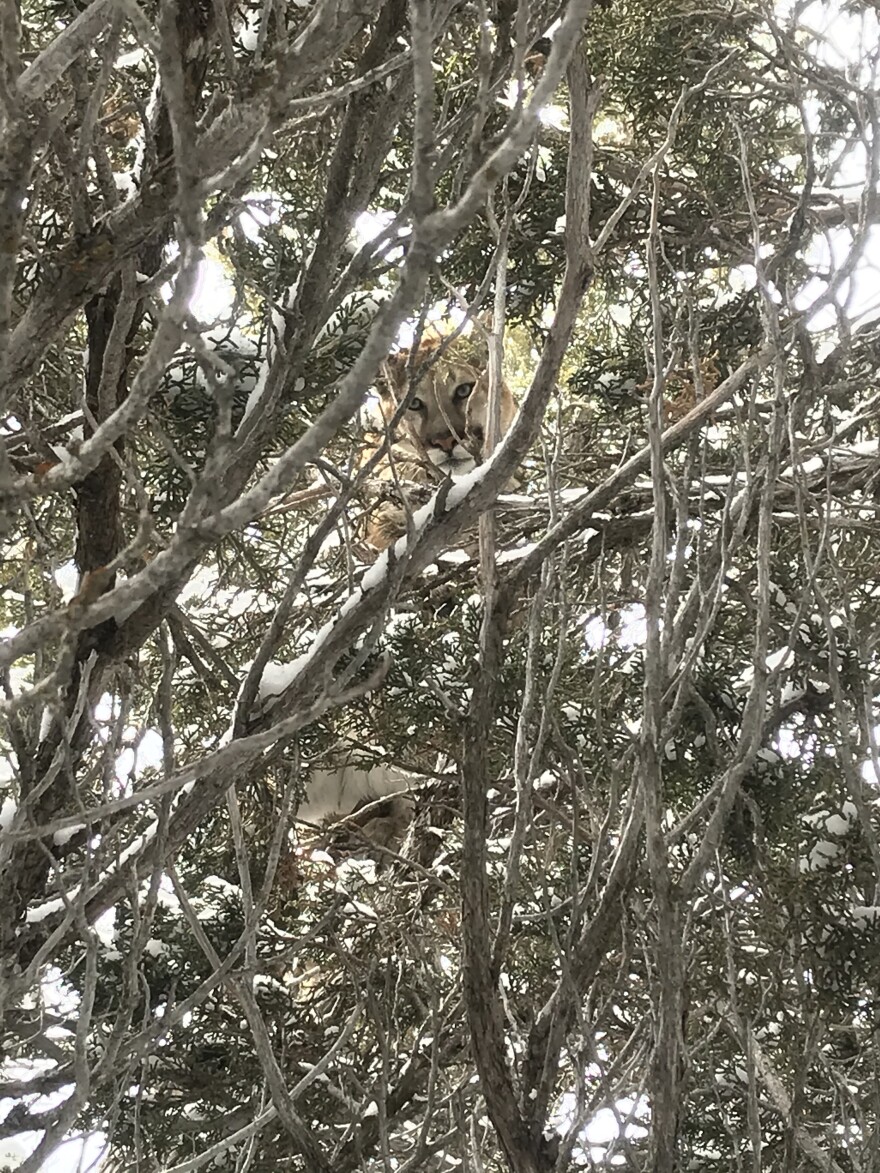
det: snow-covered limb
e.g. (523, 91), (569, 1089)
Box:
(508, 343), (777, 591)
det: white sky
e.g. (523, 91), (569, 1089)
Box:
(0, 1131), (106, 1172)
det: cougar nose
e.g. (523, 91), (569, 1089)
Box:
(428, 434), (456, 452)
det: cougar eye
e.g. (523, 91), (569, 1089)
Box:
(453, 382), (475, 400)
(408, 396), (424, 411)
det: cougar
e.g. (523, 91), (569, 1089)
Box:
(298, 760), (416, 855)
(361, 337), (517, 549)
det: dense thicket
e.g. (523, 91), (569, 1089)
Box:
(1, 0), (879, 1170)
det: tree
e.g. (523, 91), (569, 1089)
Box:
(1, 0), (879, 1169)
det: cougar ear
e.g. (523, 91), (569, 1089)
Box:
(378, 350), (409, 400)
(379, 337), (442, 397)
(453, 321), (490, 369)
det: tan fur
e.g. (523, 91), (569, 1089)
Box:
(361, 338), (517, 549)
(299, 761), (413, 823)
(464, 371), (518, 459)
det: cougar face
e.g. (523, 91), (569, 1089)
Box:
(363, 339), (519, 550)
(380, 349), (482, 472)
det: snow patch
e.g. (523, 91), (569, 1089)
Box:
(0, 795), (17, 831)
